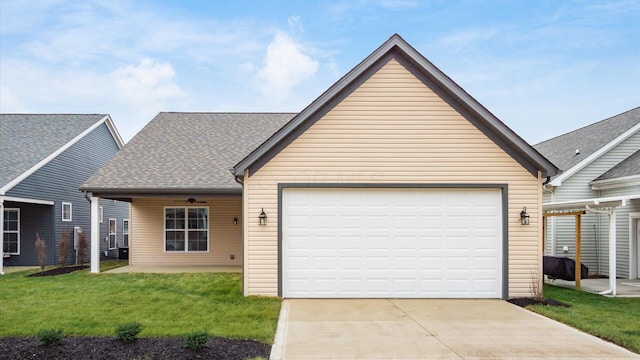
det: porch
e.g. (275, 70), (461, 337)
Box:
(105, 264), (242, 273)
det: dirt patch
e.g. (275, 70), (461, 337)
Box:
(0, 336), (270, 360)
(508, 297), (569, 308)
(27, 266), (88, 277)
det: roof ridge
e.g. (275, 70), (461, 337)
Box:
(159, 111), (298, 115)
(535, 106), (640, 146)
(0, 113), (107, 115)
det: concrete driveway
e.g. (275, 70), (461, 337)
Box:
(270, 299), (639, 359)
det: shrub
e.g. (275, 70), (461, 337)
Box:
(36, 328), (64, 346)
(58, 230), (70, 267)
(116, 322), (142, 342)
(77, 230), (87, 266)
(35, 233), (47, 273)
(183, 331), (209, 350)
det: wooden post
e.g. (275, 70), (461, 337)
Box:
(575, 214), (581, 290)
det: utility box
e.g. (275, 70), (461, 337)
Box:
(118, 247), (129, 260)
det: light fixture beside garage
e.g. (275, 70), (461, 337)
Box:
(258, 208), (267, 226)
(520, 207), (530, 225)
(233, 217), (238, 225)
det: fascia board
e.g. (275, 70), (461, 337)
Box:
(550, 121), (640, 187)
(0, 116), (108, 195)
(103, 115), (125, 148)
(591, 175), (640, 190)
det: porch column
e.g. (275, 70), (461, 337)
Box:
(610, 207), (617, 295)
(0, 198), (4, 275)
(90, 196), (100, 273)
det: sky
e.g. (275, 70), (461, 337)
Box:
(1, 0), (639, 144)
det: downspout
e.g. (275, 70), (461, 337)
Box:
(232, 171), (245, 295)
(542, 178), (555, 256)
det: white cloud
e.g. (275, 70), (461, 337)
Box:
(111, 59), (185, 105)
(254, 32), (319, 102)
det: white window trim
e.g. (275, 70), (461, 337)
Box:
(108, 218), (117, 250)
(122, 219), (129, 248)
(3, 208), (20, 255)
(62, 202), (72, 222)
(163, 206), (209, 253)
(99, 206), (104, 223)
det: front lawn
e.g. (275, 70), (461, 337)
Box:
(529, 284), (640, 354)
(0, 268), (281, 344)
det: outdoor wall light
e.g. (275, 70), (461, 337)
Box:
(258, 208), (267, 226)
(233, 217), (238, 225)
(520, 207), (530, 225)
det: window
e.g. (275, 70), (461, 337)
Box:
(99, 206), (104, 223)
(122, 219), (129, 247)
(108, 219), (116, 249)
(164, 207), (208, 252)
(62, 202), (72, 222)
(3, 209), (20, 255)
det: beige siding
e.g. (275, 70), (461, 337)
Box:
(244, 58), (542, 298)
(131, 197), (242, 266)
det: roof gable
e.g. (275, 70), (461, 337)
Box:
(534, 107), (640, 186)
(81, 112), (295, 195)
(234, 34), (556, 178)
(0, 114), (121, 194)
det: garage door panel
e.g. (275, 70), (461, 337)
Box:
(282, 188), (502, 298)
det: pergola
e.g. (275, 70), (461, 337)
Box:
(542, 195), (640, 296)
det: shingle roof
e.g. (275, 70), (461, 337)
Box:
(0, 114), (107, 191)
(593, 149), (640, 182)
(81, 112), (296, 193)
(533, 107), (640, 172)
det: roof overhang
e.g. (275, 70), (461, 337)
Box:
(0, 195), (54, 206)
(591, 174), (640, 190)
(543, 194), (640, 212)
(83, 188), (242, 202)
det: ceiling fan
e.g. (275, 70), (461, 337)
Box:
(173, 197), (207, 204)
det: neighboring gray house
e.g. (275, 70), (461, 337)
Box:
(534, 107), (640, 285)
(1, 114), (130, 272)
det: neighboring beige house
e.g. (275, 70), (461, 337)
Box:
(82, 34), (557, 299)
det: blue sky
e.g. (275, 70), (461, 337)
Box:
(1, 0), (638, 143)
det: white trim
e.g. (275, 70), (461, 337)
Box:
(543, 194), (640, 212)
(0, 115), (111, 195)
(108, 218), (117, 250)
(630, 213), (640, 279)
(2, 208), (20, 255)
(99, 206), (104, 223)
(62, 202), (72, 222)
(122, 219), (129, 247)
(0, 196), (54, 206)
(163, 206), (210, 253)
(103, 114), (125, 149)
(591, 175), (640, 190)
(550, 121), (640, 187)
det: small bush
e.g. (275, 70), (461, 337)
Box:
(183, 331), (209, 350)
(36, 328), (64, 346)
(58, 230), (70, 267)
(35, 233), (47, 273)
(115, 322), (142, 342)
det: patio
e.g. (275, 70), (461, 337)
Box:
(105, 264), (242, 273)
(548, 278), (640, 297)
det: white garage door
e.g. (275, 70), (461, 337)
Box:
(282, 188), (503, 298)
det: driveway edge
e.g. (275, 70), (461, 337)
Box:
(269, 299), (290, 360)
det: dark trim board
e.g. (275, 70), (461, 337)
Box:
(277, 183), (509, 299)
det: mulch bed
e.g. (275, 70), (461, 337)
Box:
(0, 336), (271, 360)
(508, 297), (569, 308)
(28, 266), (88, 277)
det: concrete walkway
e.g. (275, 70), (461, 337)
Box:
(549, 278), (640, 297)
(271, 299), (639, 359)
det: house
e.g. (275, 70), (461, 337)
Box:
(534, 107), (640, 292)
(81, 34), (557, 299)
(0, 114), (130, 273)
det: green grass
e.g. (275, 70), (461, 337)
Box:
(529, 284), (640, 353)
(0, 269), (281, 343)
